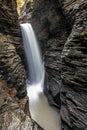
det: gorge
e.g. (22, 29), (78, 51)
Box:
(0, 0), (87, 130)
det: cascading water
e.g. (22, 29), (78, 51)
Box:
(20, 23), (61, 130)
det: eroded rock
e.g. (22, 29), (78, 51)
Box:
(59, 0), (87, 129)
(0, 0), (27, 99)
(20, 0), (87, 129)
(0, 80), (42, 130)
(0, 0), (44, 129)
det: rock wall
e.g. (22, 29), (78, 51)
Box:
(0, 0), (26, 99)
(0, 0), (43, 129)
(59, 1), (87, 129)
(0, 80), (42, 130)
(20, 0), (87, 129)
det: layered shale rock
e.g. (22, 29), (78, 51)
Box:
(20, 0), (87, 129)
(59, 0), (87, 129)
(0, 37), (26, 98)
(20, 0), (68, 107)
(0, 0), (25, 62)
(0, 0), (26, 99)
(0, 0), (44, 129)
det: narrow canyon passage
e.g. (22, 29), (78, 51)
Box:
(19, 0), (87, 130)
(0, 0), (87, 130)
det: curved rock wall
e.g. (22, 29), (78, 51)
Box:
(0, 0), (27, 99)
(20, 0), (87, 129)
(0, 39), (26, 98)
(0, 1), (44, 129)
(20, 0), (68, 106)
(59, 0), (87, 129)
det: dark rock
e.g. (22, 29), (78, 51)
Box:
(20, 0), (68, 103)
(0, 1), (44, 129)
(0, 34), (27, 99)
(0, 0), (27, 99)
(60, 0), (87, 129)
(0, 80), (42, 130)
(20, 0), (87, 129)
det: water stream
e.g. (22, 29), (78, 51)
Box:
(20, 23), (61, 130)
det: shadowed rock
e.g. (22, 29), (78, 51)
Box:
(59, 0), (87, 129)
(0, 40), (26, 98)
(0, 80), (42, 130)
(0, 0), (43, 129)
(20, 0), (87, 129)
(0, 0), (27, 98)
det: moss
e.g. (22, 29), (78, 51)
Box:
(16, 0), (34, 15)
(16, 0), (25, 15)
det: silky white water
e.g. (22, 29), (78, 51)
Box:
(20, 23), (61, 130)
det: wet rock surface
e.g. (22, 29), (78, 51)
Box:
(0, 80), (42, 130)
(0, 0), (43, 129)
(20, 0), (87, 129)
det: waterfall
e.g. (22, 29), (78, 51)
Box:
(20, 23), (44, 84)
(20, 23), (61, 130)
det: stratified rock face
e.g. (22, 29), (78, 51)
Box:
(0, 0), (20, 36)
(0, 39), (26, 98)
(20, 0), (87, 129)
(20, 0), (68, 106)
(0, 0), (26, 60)
(0, 1), (44, 129)
(0, 0), (27, 99)
(59, 0), (87, 129)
